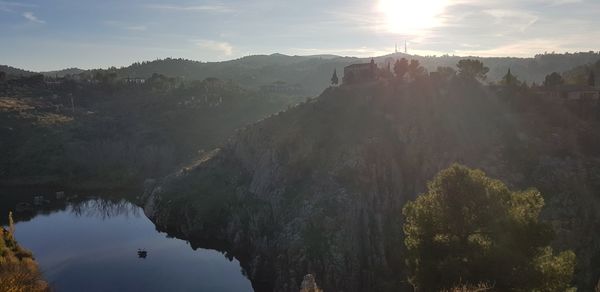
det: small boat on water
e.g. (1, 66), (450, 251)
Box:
(137, 249), (148, 259)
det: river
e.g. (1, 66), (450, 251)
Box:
(1, 190), (253, 292)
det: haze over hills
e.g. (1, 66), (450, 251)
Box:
(4, 51), (600, 96)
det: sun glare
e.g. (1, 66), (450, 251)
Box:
(377, 0), (449, 34)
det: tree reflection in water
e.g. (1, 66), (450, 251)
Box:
(69, 199), (140, 220)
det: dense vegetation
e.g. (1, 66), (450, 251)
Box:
(0, 213), (48, 292)
(4, 52), (600, 291)
(0, 74), (303, 189)
(144, 57), (600, 291)
(403, 164), (575, 291)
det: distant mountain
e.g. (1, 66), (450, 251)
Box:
(92, 52), (600, 96)
(0, 65), (36, 77)
(41, 68), (85, 77)
(6, 51), (599, 95)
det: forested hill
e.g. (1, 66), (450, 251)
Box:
(0, 65), (36, 77)
(92, 51), (600, 95)
(144, 72), (600, 291)
(0, 77), (302, 189)
(3, 51), (600, 95)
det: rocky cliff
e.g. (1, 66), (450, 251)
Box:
(143, 80), (600, 291)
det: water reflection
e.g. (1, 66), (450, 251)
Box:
(0, 190), (253, 292)
(69, 198), (140, 220)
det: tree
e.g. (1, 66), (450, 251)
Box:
(403, 164), (576, 292)
(331, 69), (339, 86)
(394, 58), (409, 79)
(407, 59), (426, 80)
(436, 66), (457, 82)
(543, 72), (564, 87)
(457, 59), (489, 81)
(500, 69), (520, 86)
(588, 70), (596, 87)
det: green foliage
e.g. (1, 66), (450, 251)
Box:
(402, 164), (576, 291)
(457, 59), (489, 81)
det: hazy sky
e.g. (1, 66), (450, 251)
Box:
(1, 0), (599, 71)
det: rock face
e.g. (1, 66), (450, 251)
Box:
(143, 81), (600, 291)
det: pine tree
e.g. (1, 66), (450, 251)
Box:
(331, 69), (339, 86)
(501, 69), (520, 86)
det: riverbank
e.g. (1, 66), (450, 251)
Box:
(0, 213), (49, 292)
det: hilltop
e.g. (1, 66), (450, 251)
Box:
(4, 51), (600, 96)
(144, 75), (600, 291)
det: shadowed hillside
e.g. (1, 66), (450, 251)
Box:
(144, 77), (600, 291)
(0, 77), (303, 189)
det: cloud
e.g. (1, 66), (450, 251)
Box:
(126, 25), (147, 31)
(104, 21), (148, 32)
(194, 40), (233, 56)
(146, 4), (232, 13)
(0, 1), (37, 12)
(23, 11), (44, 23)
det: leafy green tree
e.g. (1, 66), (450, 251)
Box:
(331, 69), (339, 86)
(457, 59), (489, 81)
(394, 58), (409, 79)
(543, 72), (564, 87)
(403, 164), (576, 292)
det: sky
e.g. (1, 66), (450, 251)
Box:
(1, 0), (599, 71)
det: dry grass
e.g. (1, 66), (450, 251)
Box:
(0, 97), (72, 126)
(1, 219), (49, 292)
(0, 260), (50, 292)
(0, 97), (34, 112)
(442, 283), (494, 292)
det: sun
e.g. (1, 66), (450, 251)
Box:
(377, 0), (449, 34)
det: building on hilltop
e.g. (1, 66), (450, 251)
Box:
(343, 59), (377, 84)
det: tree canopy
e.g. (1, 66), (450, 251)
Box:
(394, 58), (409, 79)
(457, 59), (489, 81)
(543, 72), (565, 87)
(501, 69), (521, 86)
(403, 164), (576, 292)
(331, 69), (339, 86)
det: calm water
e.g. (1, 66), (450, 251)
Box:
(5, 194), (253, 292)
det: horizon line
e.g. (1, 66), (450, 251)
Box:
(5, 50), (600, 73)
